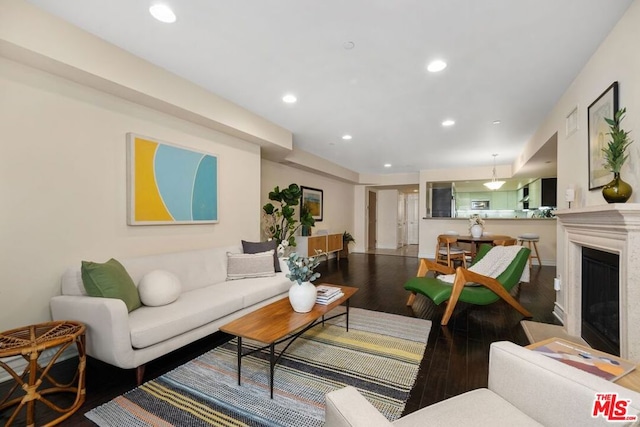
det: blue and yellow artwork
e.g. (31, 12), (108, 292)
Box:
(127, 133), (218, 224)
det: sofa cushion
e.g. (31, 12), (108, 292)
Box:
(81, 258), (141, 312)
(233, 274), (292, 307)
(138, 270), (181, 306)
(129, 285), (244, 349)
(393, 389), (542, 427)
(242, 240), (281, 272)
(120, 245), (240, 293)
(128, 275), (290, 348)
(226, 251), (276, 280)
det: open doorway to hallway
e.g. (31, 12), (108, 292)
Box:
(364, 185), (419, 257)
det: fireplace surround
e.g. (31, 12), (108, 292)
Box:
(555, 204), (640, 361)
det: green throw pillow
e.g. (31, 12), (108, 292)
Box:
(81, 258), (141, 312)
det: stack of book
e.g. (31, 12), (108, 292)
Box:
(316, 285), (344, 305)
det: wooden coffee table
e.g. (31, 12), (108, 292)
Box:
(220, 284), (358, 398)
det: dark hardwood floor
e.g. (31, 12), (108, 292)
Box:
(1, 252), (557, 426)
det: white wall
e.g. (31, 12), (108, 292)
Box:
(261, 159), (355, 241)
(517, 1), (640, 323)
(0, 57), (262, 330)
(376, 190), (399, 249)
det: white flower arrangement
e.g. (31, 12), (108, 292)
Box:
(469, 214), (485, 228)
(286, 252), (321, 285)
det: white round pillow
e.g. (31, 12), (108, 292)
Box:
(138, 270), (181, 307)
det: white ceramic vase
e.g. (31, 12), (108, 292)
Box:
(289, 281), (317, 313)
(470, 224), (483, 238)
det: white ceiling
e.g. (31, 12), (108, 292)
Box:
(27, 0), (633, 176)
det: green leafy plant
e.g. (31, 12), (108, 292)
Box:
(603, 107), (633, 173)
(285, 252), (321, 285)
(262, 183), (315, 247)
(342, 231), (355, 245)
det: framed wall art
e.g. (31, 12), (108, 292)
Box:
(127, 133), (218, 225)
(301, 186), (323, 222)
(588, 82), (618, 190)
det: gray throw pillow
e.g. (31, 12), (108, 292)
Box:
(242, 240), (281, 272)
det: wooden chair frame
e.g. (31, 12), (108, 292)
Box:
(406, 251), (532, 326)
(435, 235), (468, 268)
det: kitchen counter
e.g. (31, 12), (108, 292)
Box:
(422, 217), (556, 220)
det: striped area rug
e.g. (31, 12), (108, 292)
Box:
(86, 308), (431, 426)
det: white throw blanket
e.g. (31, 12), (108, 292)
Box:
(438, 245), (530, 285)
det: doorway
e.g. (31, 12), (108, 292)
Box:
(368, 191), (377, 250)
(406, 193), (419, 244)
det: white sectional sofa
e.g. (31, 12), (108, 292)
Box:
(50, 245), (291, 383)
(325, 341), (640, 427)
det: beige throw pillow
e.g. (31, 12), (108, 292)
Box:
(227, 250), (276, 280)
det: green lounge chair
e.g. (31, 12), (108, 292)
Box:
(404, 244), (532, 325)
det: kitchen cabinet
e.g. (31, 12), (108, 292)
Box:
(491, 191), (508, 209)
(456, 192), (471, 210)
(528, 179), (542, 209)
(527, 178), (557, 209)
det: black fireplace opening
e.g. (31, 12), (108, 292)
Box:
(581, 247), (620, 356)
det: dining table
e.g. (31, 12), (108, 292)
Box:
(455, 234), (513, 257)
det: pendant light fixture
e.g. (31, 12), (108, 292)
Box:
(484, 154), (505, 190)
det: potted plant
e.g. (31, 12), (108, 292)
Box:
(262, 184), (315, 250)
(602, 107), (633, 203)
(285, 252), (321, 313)
(341, 231), (355, 257)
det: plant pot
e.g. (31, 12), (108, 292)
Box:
(288, 281), (317, 313)
(470, 224), (483, 238)
(602, 172), (633, 203)
(340, 246), (349, 258)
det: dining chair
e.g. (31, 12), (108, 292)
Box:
(493, 238), (517, 246)
(435, 235), (467, 268)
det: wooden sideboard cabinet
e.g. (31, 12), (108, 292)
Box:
(296, 233), (343, 261)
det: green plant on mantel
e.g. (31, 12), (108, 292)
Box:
(262, 183), (315, 248)
(603, 107), (633, 173)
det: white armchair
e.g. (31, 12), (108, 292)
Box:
(325, 341), (640, 427)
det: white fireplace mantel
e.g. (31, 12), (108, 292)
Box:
(555, 203), (640, 361)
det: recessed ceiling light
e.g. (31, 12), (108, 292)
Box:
(149, 4), (176, 23)
(493, 120), (502, 125)
(442, 119), (455, 127)
(427, 60), (447, 73)
(384, 163), (392, 168)
(342, 134), (352, 140)
(282, 94), (297, 104)
(343, 41), (355, 50)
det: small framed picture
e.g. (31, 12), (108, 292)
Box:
(587, 82), (618, 190)
(301, 186), (323, 222)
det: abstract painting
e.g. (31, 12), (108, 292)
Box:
(127, 133), (218, 225)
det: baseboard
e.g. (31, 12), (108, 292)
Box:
(0, 346), (78, 384)
(553, 302), (566, 325)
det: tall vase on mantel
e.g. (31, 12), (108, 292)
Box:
(602, 172), (633, 203)
(600, 107), (633, 204)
